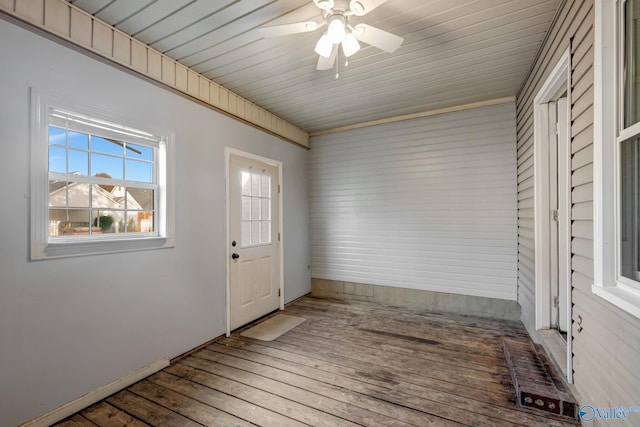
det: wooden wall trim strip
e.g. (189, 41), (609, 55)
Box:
(0, 0), (309, 148)
(309, 97), (516, 137)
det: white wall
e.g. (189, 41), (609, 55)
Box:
(309, 103), (518, 301)
(0, 19), (309, 426)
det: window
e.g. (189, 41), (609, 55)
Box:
(31, 89), (175, 259)
(593, 0), (640, 317)
(240, 169), (272, 247)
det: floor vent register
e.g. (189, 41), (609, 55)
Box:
(503, 339), (578, 420)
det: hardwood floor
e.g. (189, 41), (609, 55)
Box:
(55, 296), (579, 426)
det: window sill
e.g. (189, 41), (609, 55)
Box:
(32, 236), (174, 260)
(592, 283), (640, 319)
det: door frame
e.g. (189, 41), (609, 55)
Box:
(225, 147), (284, 337)
(533, 47), (573, 383)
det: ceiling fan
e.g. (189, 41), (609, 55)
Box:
(259, 0), (404, 72)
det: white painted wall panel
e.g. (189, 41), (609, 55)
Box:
(0, 19), (309, 426)
(310, 103), (518, 301)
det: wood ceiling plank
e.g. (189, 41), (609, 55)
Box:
(133, 0), (237, 46)
(116, 0), (192, 35)
(94, 0), (155, 26)
(70, 0), (113, 15)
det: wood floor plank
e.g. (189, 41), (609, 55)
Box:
(166, 361), (355, 427)
(106, 390), (200, 427)
(213, 339), (577, 427)
(129, 379), (252, 426)
(54, 414), (99, 427)
(276, 331), (512, 394)
(147, 371), (308, 427)
(183, 354), (440, 426)
(80, 401), (149, 427)
(197, 347), (465, 426)
(288, 318), (511, 374)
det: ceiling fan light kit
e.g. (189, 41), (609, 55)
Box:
(313, 0), (335, 10)
(259, 0), (403, 73)
(314, 33), (333, 57)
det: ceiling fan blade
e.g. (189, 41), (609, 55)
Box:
(259, 21), (321, 38)
(349, 0), (388, 16)
(353, 23), (403, 53)
(317, 45), (338, 70)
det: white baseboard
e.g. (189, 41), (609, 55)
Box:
(19, 357), (170, 427)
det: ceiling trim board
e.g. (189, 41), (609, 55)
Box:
(309, 97), (516, 137)
(0, 0), (309, 148)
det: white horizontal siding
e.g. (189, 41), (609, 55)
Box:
(310, 103), (518, 301)
(517, 0), (640, 414)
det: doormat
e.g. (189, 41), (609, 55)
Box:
(240, 314), (306, 341)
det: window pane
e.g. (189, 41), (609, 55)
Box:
(48, 126), (66, 146)
(68, 183), (90, 208)
(251, 197), (260, 220)
(625, 0), (640, 128)
(125, 211), (153, 233)
(620, 136), (640, 281)
(261, 198), (271, 220)
(68, 131), (88, 150)
(92, 136), (123, 156)
(242, 196), (251, 220)
(68, 149), (89, 176)
(252, 173), (261, 197)
(92, 183), (117, 208)
(262, 174), (271, 198)
(91, 153), (123, 180)
(126, 159), (153, 183)
(126, 143), (153, 161)
(251, 221), (260, 244)
(49, 208), (67, 236)
(93, 211), (116, 233)
(127, 188), (154, 211)
(261, 221), (271, 243)
(241, 171), (251, 196)
(241, 221), (251, 246)
(48, 180), (67, 207)
(55, 210), (93, 236)
(49, 145), (66, 173)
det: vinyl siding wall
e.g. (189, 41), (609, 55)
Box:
(310, 103), (518, 301)
(516, 0), (640, 417)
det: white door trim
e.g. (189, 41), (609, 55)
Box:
(225, 147), (284, 337)
(533, 47), (573, 383)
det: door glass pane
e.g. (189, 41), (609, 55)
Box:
(620, 135), (640, 281)
(240, 169), (272, 247)
(625, 0), (640, 128)
(241, 171), (251, 196)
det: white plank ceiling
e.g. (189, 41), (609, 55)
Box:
(68, 0), (561, 133)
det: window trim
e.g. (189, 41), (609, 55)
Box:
(593, 0), (640, 318)
(30, 88), (175, 260)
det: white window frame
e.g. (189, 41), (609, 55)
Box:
(30, 88), (175, 260)
(593, 0), (640, 318)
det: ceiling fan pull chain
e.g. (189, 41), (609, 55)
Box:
(335, 48), (340, 79)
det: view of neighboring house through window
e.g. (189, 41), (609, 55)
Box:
(47, 109), (158, 239)
(31, 90), (174, 260)
(620, 0), (640, 287)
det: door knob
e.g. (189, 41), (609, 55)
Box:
(232, 253), (240, 260)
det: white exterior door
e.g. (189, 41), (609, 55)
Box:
(228, 154), (281, 331)
(549, 96), (569, 333)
